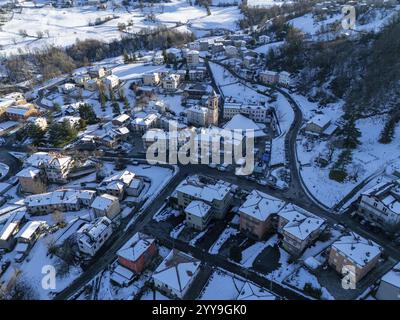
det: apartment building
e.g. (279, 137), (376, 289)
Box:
(77, 217), (113, 257)
(239, 190), (285, 239)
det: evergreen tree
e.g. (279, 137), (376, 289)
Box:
(79, 103), (98, 124)
(26, 123), (46, 146)
(339, 117), (361, 149)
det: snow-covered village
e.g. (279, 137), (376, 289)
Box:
(0, 0), (399, 306)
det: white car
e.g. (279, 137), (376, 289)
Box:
(257, 179), (268, 186)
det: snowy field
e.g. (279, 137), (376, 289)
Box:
(0, 0), (242, 55)
(295, 92), (400, 207)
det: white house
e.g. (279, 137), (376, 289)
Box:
(152, 249), (201, 299)
(162, 74), (181, 91)
(358, 181), (400, 233)
(185, 200), (212, 230)
(102, 75), (120, 90)
(77, 216), (113, 257)
(277, 206), (326, 256)
(91, 194), (121, 220)
(258, 35), (271, 44)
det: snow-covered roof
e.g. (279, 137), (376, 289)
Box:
(307, 114), (331, 129)
(380, 262), (400, 289)
(185, 200), (211, 218)
(239, 190), (285, 221)
(26, 152), (53, 167)
(362, 181), (400, 215)
(223, 114), (265, 137)
(77, 216), (112, 245)
(6, 106), (33, 115)
(16, 166), (41, 178)
(25, 189), (95, 208)
(113, 113), (130, 123)
(331, 234), (381, 268)
(117, 232), (155, 263)
(176, 178), (231, 203)
(237, 281), (276, 300)
(279, 208), (325, 241)
(17, 220), (45, 241)
(102, 170), (135, 186)
(0, 211), (24, 241)
(91, 194), (119, 211)
(152, 249), (200, 296)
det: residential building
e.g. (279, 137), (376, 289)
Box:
(16, 220), (46, 245)
(260, 70), (279, 85)
(143, 72), (161, 86)
(162, 74), (181, 91)
(0, 211), (25, 251)
(117, 232), (158, 273)
(304, 114), (338, 137)
(277, 207), (326, 256)
(185, 200), (212, 230)
(112, 113), (131, 126)
(6, 104), (37, 121)
(187, 50), (200, 66)
(97, 170), (136, 200)
(259, 35), (271, 44)
(328, 233), (381, 282)
(84, 79), (99, 91)
(376, 262), (400, 300)
(25, 189), (96, 214)
(358, 181), (400, 233)
(102, 75), (120, 90)
(58, 83), (76, 94)
(16, 167), (47, 194)
(176, 176), (233, 220)
(278, 71), (291, 86)
(153, 54), (164, 65)
(126, 177), (145, 197)
(223, 99), (271, 123)
(45, 155), (74, 183)
(91, 194), (121, 220)
(77, 216), (113, 257)
(152, 249), (201, 299)
(239, 190), (285, 239)
(88, 66), (108, 79)
(131, 113), (159, 133)
(187, 105), (208, 127)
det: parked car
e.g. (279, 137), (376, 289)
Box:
(257, 179), (268, 186)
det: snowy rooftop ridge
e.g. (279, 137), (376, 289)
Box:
(332, 233), (382, 268)
(239, 190), (285, 221)
(152, 249), (200, 296)
(117, 232), (155, 263)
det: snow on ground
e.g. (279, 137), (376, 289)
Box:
(153, 205), (181, 222)
(170, 222), (185, 239)
(285, 267), (334, 300)
(297, 113), (400, 208)
(189, 228), (208, 247)
(96, 269), (149, 300)
(1, 231), (82, 300)
(0, 162), (10, 179)
(208, 226), (239, 254)
(240, 235), (278, 268)
(112, 62), (168, 81)
(288, 13), (341, 37)
(0, 0), (242, 55)
(254, 41), (284, 55)
(199, 268), (245, 300)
